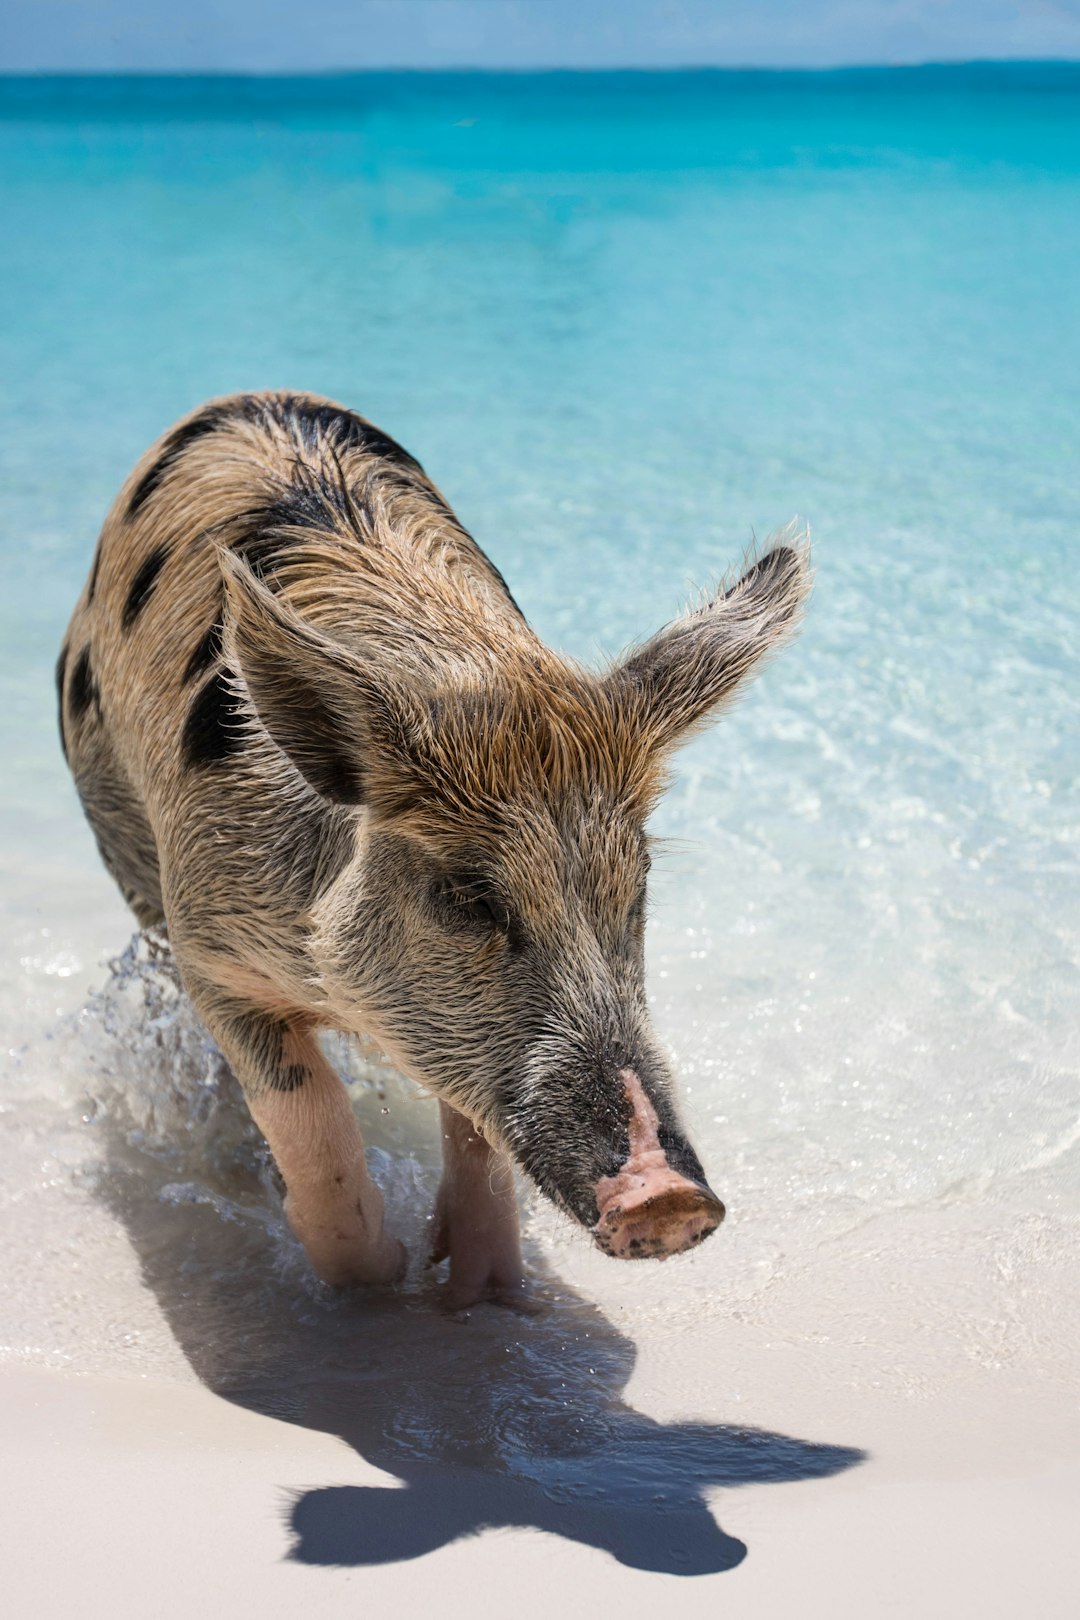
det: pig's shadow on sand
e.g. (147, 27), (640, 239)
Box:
(94, 1103), (864, 1578)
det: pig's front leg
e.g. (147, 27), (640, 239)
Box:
(431, 1101), (525, 1309)
(188, 985), (405, 1287)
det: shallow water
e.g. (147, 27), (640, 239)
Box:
(1, 69), (1078, 1420)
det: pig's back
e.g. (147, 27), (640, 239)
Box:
(57, 391), (524, 945)
(59, 390), (519, 810)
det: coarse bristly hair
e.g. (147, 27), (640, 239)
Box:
(218, 511), (811, 834)
(58, 389), (812, 1274)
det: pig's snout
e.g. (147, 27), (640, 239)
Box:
(594, 1175), (724, 1259)
(592, 1068), (725, 1260)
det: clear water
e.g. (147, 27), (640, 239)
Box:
(1, 68), (1078, 1441)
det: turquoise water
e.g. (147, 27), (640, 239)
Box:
(1, 68), (1079, 1379)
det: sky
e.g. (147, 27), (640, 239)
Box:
(3, 0), (1080, 73)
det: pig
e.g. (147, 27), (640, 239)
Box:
(57, 392), (810, 1307)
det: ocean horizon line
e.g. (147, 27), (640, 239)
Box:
(3, 59), (1078, 123)
(2, 59), (1080, 80)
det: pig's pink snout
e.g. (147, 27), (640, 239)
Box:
(593, 1171), (724, 1259)
(592, 1069), (725, 1261)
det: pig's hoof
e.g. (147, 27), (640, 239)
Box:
(308, 1235), (407, 1290)
(427, 1172), (526, 1310)
(285, 1189), (407, 1288)
(440, 1270), (536, 1313)
(428, 1231), (531, 1310)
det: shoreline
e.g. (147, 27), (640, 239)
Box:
(3, 930), (1078, 1615)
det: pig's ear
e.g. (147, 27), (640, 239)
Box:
(610, 533), (811, 749)
(220, 551), (413, 807)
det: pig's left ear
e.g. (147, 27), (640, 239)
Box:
(609, 533), (811, 749)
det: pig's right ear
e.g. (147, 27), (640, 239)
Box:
(220, 552), (409, 807)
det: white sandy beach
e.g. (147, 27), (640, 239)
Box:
(4, 1211), (1079, 1619)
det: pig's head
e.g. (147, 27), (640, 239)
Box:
(223, 534), (810, 1260)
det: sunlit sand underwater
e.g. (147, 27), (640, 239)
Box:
(1, 67), (1079, 1589)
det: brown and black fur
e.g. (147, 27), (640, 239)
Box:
(59, 390), (810, 1303)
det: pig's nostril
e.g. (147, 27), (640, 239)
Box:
(593, 1181), (725, 1261)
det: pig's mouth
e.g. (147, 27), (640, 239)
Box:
(591, 1068), (725, 1260)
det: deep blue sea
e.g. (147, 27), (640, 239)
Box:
(1, 68), (1078, 1375)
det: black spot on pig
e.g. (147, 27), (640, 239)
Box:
(280, 396), (424, 475)
(182, 668), (246, 768)
(231, 485), (337, 580)
(69, 645), (98, 721)
(55, 643), (69, 759)
(122, 545), (169, 630)
(182, 619), (224, 685)
(273, 1064), (307, 1093)
(218, 1010), (307, 1092)
(127, 403), (236, 517)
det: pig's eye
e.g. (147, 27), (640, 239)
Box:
(435, 874), (510, 936)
